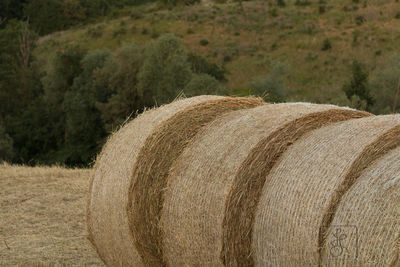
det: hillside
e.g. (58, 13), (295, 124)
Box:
(1, 0), (400, 167)
(0, 164), (104, 266)
(35, 0), (400, 102)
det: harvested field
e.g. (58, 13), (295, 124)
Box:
(0, 164), (104, 266)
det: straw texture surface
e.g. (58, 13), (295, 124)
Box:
(321, 138), (400, 266)
(87, 95), (224, 266)
(253, 115), (400, 266)
(160, 103), (367, 266)
(127, 97), (263, 266)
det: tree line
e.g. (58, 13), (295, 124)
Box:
(0, 0), (156, 35)
(0, 21), (227, 166)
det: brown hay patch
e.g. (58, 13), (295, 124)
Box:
(318, 124), (400, 266)
(221, 109), (371, 267)
(127, 97), (263, 266)
(87, 95), (226, 266)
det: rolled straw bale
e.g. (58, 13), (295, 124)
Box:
(88, 95), (262, 266)
(253, 115), (400, 266)
(321, 137), (400, 266)
(127, 96), (263, 266)
(160, 103), (369, 266)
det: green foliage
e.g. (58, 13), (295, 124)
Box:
(61, 49), (111, 165)
(355, 15), (365, 25)
(321, 38), (332, 51)
(370, 54), (400, 114)
(24, 0), (65, 35)
(0, 0), (27, 26)
(342, 60), (373, 111)
(276, 0), (286, 7)
(95, 44), (145, 131)
(161, 0), (200, 7)
(250, 62), (288, 102)
(184, 74), (226, 96)
(187, 52), (227, 81)
(199, 39), (209, 46)
(319, 5), (326, 14)
(138, 33), (192, 105)
(0, 124), (14, 162)
(295, 0), (311, 6)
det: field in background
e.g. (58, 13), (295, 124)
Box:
(0, 164), (104, 266)
(35, 0), (400, 102)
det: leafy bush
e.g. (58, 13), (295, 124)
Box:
(137, 33), (192, 105)
(184, 74), (226, 96)
(250, 62), (289, 102)
(319, 5), (326, 14)
(370, 54), (400, 114)
(199, 39), (209, 46)
(355, 15), (365, 25)
(94, 43), (145, 131)
(295, 0), (311, 6)
(187, 52), (227, 81)
(342, 60), (373, 111)
(321, 38), (332, 51)
(276, 0), (286, 7)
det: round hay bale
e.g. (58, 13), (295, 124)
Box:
(88, 95), (263, 266)
(321, 133), (400, 266)
(160, 103), (369, 266)
(253, 115), (400, 266)
(127, 96), (263, 266)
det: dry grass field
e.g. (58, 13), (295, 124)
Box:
(0, 163), (104, 266)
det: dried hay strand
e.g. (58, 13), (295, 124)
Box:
(253, 115), (400, 266)
(127, 97), (263, 267)
(87, 95), (226, 266)
(160, 103), (368, 266)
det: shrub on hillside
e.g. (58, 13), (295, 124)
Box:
(370, 54), (400, 114)
(137, 33), (192, 105)
(184, 74), (226, 96)
(321, 38), (332, 50)
(187, 52), (227, 81)
(342, 60), (373, 111)
(250, 62), (289, 102)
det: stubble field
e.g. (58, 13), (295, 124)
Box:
(0, 164), (104, 266)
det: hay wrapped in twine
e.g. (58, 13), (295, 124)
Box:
(127, 96), (263, 267)
(253, 115), (400, 266)
(160, 103), (369, 266)
(321, 129), (400, 267)
(87, 95), (263, 266)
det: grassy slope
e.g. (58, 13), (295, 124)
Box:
(0, 164), (104, 266)
(34, 0), (400, 104)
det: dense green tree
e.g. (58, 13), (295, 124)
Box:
(0, 20), (20, 118)
(184, 74), (226, 96)
(138, 33), (192, 105)
(187, 52), (227, 82)
(24, 0), (65, 35)
(370, 54), (400, 114)
(0, 0), (27, 26)
(61, 0), (87, 26)
(250, 62), (288, 102)
(342, 60), (373, 111)
(61, 49), (110, 165)
(95, 44), (144, 131)
(0, 123), (14, 162)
